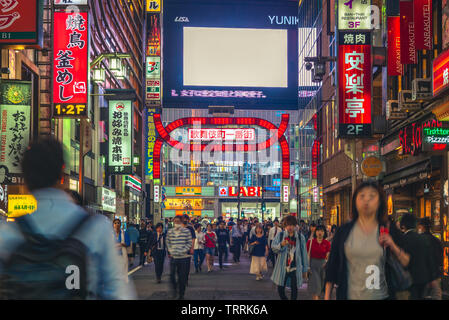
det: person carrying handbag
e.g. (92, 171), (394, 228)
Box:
(306, 225), (331, 300)
(324, 182), (410, 300)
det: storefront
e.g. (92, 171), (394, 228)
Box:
(125, 175), (144, 224)
(430, 46), (449, 292)
(162, 187), (215, 218)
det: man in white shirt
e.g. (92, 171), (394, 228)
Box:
(268, 219), (283, 266)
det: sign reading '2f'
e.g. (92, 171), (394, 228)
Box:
(338, 31), (372, 138)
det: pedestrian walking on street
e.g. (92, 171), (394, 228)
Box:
(127, 224), (139, 267)
(271, 216), (308, 300)
(193, 224), (206, 273)
(418, 218), (444, 300)
(166, 216), (193, 300)
(324, 182), (409, 300)
(204, 224), (217, 272)
(268, 219), (282, 267)
(0, 138), (135, 299)
(149, 223), (166, 283)
(113, 219), (131, 283)
(231, 219), (244, 263)
(249, 226), (269, 281)
(327, 225), (338, 243)
(399, 214), (435, 300)
(216, 221), (231, 270)
(138, 222), (151, 266)
(307, 225), (331, 300)
(307, 222), (317, 242)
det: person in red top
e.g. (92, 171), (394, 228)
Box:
(306, 225), (331, 300)
(204, 224), (217, 272)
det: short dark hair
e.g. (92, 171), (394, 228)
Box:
(155, 223), (163, 230)
(194, 223), (201, 230)
(351, 181), (387, 226)
(314, 225), (328, 239)
(418, 217), (432, 233)
(22, 137), (65, 191)
(400, 213), (417, 231)
(173, 216), (182, 222)
(283, 215), (298, 226)
(113, 219), (121, 225)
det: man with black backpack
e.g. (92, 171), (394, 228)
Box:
(0, 138), (135, 300)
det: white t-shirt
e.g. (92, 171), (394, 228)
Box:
(268, 226), (283, 243)
(194, 231), (205, 250)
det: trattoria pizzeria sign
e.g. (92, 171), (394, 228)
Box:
(399, 119), (446, 156)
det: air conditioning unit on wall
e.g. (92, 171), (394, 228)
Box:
(398, 90), (421, 112)
(386, 100), (407, 120)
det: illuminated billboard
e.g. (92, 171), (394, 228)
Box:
(163, 0), (298, 110)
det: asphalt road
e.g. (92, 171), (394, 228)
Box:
(129, 249), (315, 300)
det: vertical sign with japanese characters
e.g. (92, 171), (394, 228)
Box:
(145, 109), (156, 181)
(414, 0), (432, 51)
(400, 0), (417, 65)
(52, 11), (88, 116)
(146, 57), (161, 104)
(108, 100), (133, 175)
(338, 31), (372, 138)
(0, 81), (31, 180)
(146, 8), (162, 107)
(387, 16), (402, 76)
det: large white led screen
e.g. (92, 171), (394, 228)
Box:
(183, 27), (288, 88)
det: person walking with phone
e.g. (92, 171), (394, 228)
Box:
(249, 226), (269, 281)
(271, 216), (308, 300)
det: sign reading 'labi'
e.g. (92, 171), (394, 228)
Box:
(219, 187), (262, 197)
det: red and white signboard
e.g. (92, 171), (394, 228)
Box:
(218, 186), (262, 197)
(0, 0), (42, 46)
(282, 185), (289, 203)
(52, 11), (88, 108)
(433, 47), (449, 97)
(414, 0), (432, 51)
(387, 16), (402, 76)
(338, 31), (372, 138)
(154, 185), (160, 202)
(400, 0), (417, 65)
(188, 128), (256, 141)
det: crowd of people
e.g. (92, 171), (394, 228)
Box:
(0, 138), (444, 301)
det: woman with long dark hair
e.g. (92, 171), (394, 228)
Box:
(324, 182), (409, 300)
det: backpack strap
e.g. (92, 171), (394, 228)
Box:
(15, 213), (91, 241)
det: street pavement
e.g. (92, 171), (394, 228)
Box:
(129, 249), (315, 300)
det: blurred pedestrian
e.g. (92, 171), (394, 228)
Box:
(327, 225), (338, 243)
(307, 225), (331, 300)
(166, 216), (192, 300)
(268, 219), (282, 267)
(113, 219), (131, 283)
(193, 223), (206, 273)
(418, 217), (444, 300)
(216, 220), (230, 270)
(324, 182), (408, 300)
(127, 224), (139, 266)
(249, 226), (269, 281)
(231, 219), (244, 263)
(271, 216), (308, 300)
(204, 224), (217, 272)
(0, 138), (134, 299)
(307, 222), (317, 242)
(138, 221), (151, 266)
(399, 214), (435, 300)
(149, 223), (166, 283)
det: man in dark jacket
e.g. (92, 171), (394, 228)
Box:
(216, 221), (230, 270)
(138, 222), (151, 266)
(400, 214), (434, 300)
(418, 217), (444, 299)
(149, 223), (167, 283)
